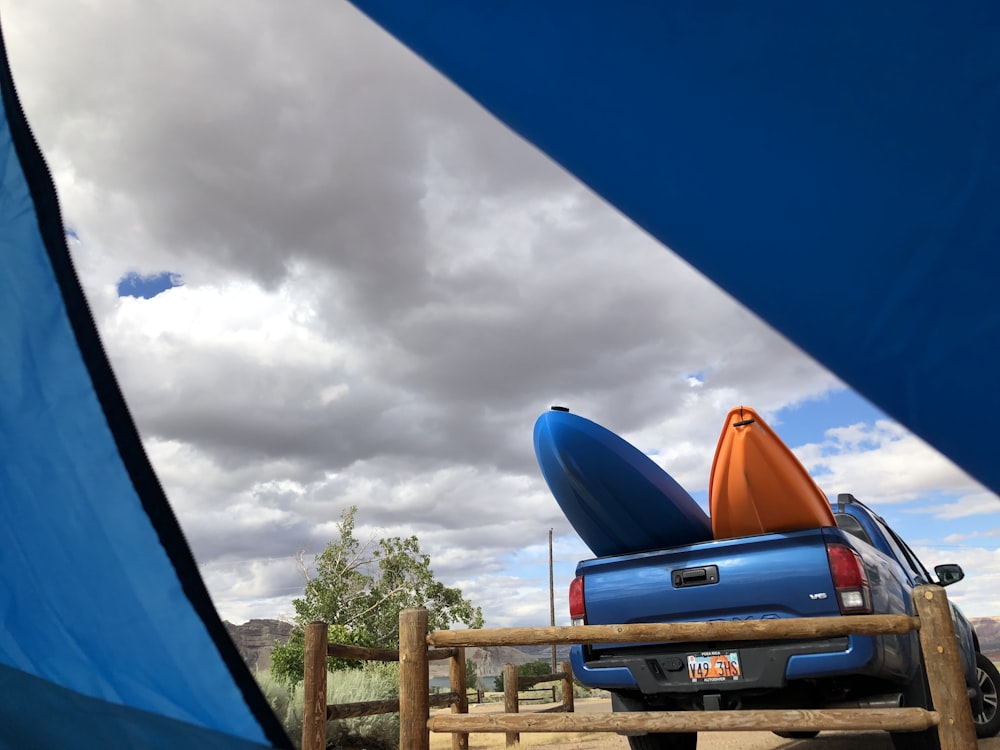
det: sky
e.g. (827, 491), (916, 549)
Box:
(2, 1), (999, 628)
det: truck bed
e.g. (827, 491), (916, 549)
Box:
(580, 528), (844, 627)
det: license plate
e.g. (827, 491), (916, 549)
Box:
(687, 650), (742, 682)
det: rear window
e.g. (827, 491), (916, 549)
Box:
(834, 513), (872, 546)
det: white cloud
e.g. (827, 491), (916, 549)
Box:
(943, 529), (1000, 545)
(912, 493), (1000, 521)
(796, 420), (985, 504)
(912, 543), (1000, 619)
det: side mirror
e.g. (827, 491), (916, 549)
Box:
(934, 563), (965, 587)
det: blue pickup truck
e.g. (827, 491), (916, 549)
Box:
(568, 493), (1000, 750)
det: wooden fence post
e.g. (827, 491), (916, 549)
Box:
(400, 608), (430, 750)
(449, 646), (469, 750)
(561, 661), (575, 714)
(302, 621), (328, 750)
(912, 585), (978, 750)
(504, 663), (519, 747)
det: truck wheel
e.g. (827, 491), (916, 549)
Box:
(627, 733), (697, 750)
(974, 652), (1000, 738)
(772, 731), (819, 739)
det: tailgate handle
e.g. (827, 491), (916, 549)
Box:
(673, 565), (719, 588)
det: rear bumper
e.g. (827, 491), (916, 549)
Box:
(570, 634), (877, 693)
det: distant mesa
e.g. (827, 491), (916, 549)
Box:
(430, 644), (573, 681)
(972, 617), (1000, 660)
(224, 619), (294, 672)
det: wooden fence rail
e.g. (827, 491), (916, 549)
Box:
(304, 584), (977, 750)
(401, 584), (976, 750)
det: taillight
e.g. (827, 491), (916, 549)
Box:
(569, 576), (586, 625)
(826, 543), (872, 614)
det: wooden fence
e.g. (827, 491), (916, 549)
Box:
(304, 584), (977, 750)
(300, 621), (469, 750)
(301, 622), (572, 750)
(513, 665), (574, 709)
(505, 661), (574, 746)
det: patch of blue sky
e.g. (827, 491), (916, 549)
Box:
(117, 271), (182, 300)
(772, 388), (887, 450)
(878, 494), (965, 541)
(688, 489), (709, 515)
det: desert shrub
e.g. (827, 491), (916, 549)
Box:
(257, 663), (400, 749)
(326, 662), (400, 749)
(256, 669), (292, 724)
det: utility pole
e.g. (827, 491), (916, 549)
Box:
(549, 528), (556, 671)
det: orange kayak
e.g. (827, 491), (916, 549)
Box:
(709, 406), (835, 539)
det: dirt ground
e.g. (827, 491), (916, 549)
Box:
(428, 698), (1000, 750)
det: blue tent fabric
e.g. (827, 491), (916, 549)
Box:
(0, 665), (277, 750)
(348, 1), (1000, 497)
(0, 24), (289, 750)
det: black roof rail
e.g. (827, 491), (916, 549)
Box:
(837, 493), (858, 513)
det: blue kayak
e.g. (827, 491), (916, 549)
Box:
(534, 408), (712, 557)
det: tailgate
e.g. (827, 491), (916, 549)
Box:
(580, 528), (842, 630)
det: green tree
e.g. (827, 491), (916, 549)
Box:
(493, 660), (552, 691)
(271, 506), (483, 685)
(465, 659), (479, 691)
